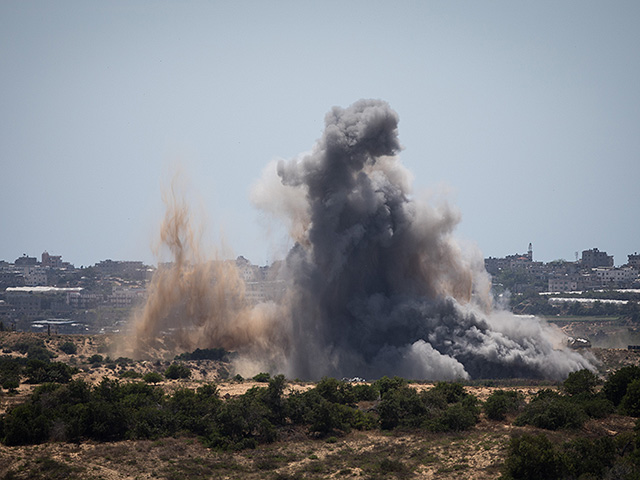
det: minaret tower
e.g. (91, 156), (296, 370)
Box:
(528, 243), (533, 261)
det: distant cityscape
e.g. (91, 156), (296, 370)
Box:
(0, 252), (285, 335)
(485, 244), (640, 293)
(0, 244), (638, 334)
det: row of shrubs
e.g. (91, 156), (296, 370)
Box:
(507, 366), (640, 431)
(500, 367), (640, 479)
(6, 364), (640, 446)
(0, 375), (483, 449)
(0, 355), (77, 390)
(502, 433), (629, 480)
(0, 336), (201, 390)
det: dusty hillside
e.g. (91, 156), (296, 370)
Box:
(1, 331), (639, 479)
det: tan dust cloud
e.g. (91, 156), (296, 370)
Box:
(117, 177), (290, 375)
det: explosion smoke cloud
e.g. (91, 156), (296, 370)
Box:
(129, 99), (595, 381)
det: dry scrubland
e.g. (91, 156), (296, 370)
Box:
(0, 331), (639, 480)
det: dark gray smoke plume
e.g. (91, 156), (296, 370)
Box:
(255, 99), (594, 380)
(128, 99), (594, 381)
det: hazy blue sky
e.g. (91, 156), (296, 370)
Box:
(1, 1), (638, 267)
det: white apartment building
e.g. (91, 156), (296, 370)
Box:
(593, 267), (638, 286)
(20, 265), (48, 286)
(548, 274), (580, 292)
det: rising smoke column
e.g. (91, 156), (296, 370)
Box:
(256, 99), (594, 380)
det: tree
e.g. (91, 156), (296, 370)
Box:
(59, 342), (77, 355)
(142, 372), (163, 384)
(620, 379), (640, 417)
(252, 372), (270, 382)
(484, 390), (524, 420)
(603, 365), (640, 406)
(563, 369), (599, 396)
(315, 377), (356, 405)
(514, 390), (587, 430)
(164, 363), (191, 380)
(87, 354), (103, 364)
(502, 434), (564, 480)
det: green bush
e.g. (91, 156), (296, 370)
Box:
(484, 390), (524, 421)
(562, 436), (616, 479)
(502, 434), (618, 480)
(315, 377), (356, 405)
(0, 379), (202, 445)
(14, 340), (44, 354)
(514, 390), (587, 430)
(175, 347), (228, 361)
(378, 384), (426, 429)
(351, 383), (378, 401)
(142, 372), (164, 384)
(1, 401), (52, 445)
(502, 434), (564, 480)
(563, 368), (599, 396)
(376, 380), (479, 433)
(575, 393), (615, 419)
(164, 363), (191, 380)
(0, 356), (25, 389)
(5, 368), (632, 453)
(284, 382), (375, 436)
(429, 381), (467, 403)
(429, 396), (480, 432)
(306, 394), (353, 435)
(209, 389), (275, 449)
(24, 360), (77, 384)
(252, 372), (271, 382)
(59, 341), (77, 355)
(168, 385), (221, 436)
(87, 354), (103, 364)
(1, 377), (19, 391)
(27, 345), (56, 362)
(603, 365), (640, 406)
(374, 376), (407, 397)
(620, 378), (640, 417)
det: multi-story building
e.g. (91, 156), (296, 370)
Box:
(94, 259), (147, 279)
(628, 253), (640, 270)
(593, 267), (638, 287)
(41, 251), (63, 268)
(67, 291), (103, 309)
(0, 268), (24, 289)
(4, 286), (83, 321)
(14, 255), (37, 266)
(108, 287), (146, 308)
(548, 274), (581, 292)
(20, 265), (48, 286)
(485, 244), (534, 275)
(581, 248), (614, 268)
(235, 256), (261, 282)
